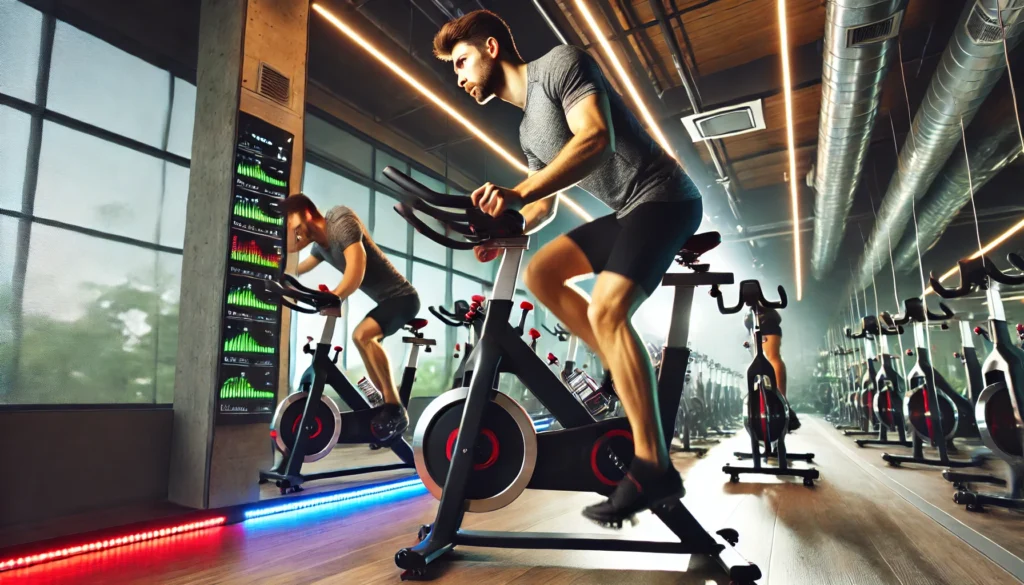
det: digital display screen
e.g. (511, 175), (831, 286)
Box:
(216, 111), (292, 424)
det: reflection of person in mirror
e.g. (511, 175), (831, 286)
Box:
(433, 10), (704, 525)
(282, 194), (420, 444)
(745, 307), (800, 430)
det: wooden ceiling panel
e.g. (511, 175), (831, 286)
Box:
(719, 84), (820, 161)
(732, 144), (815, 190)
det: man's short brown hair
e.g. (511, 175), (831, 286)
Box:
(279, 193), (321, 219)
(432, 10), (523, 63)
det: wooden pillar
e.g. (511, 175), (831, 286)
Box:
(169, 0), (308, 509)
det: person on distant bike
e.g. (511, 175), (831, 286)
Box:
(745, 307), (800, 430)
(283, 194), (420, 444)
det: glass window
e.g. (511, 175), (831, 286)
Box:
(0, 106), (32, 211)
(35, 122), (163, 243)
(48, 21), (170, 148)
(302, 162), (371, 221)
(154, 251), (182, 403)
(409, 262), (448, 399)
(11, 224), (164, 404)
(411, 169), (445, 193)
(373, 191), (408, 253)
(0, 215), (19, 396)
(453, 248), (495, 280)
(167, 77), (196, 159)
(375, 150), (408, 185)
(0, 0), (43, 103)
(159, 162), (189, 249)
(452, 274), (488, 307)
(305, 115), (372, 176)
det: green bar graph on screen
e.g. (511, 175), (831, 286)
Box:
(233, 200), (283, 225)
(237, 162), (287, 187)
(219, 376), (275, 400)
(227, 287), (277, 311)
(224, 331), (275, 354)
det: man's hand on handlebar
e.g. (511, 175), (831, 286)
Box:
(471, 182), (523, 217)
(474, 245), (499, 263)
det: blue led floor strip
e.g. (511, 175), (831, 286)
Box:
(244, 477), (427, 520)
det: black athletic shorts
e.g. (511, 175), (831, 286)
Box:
(565, 198), (704, 297)
(745, 308), (782, 337)
(366, 294), (421, 337)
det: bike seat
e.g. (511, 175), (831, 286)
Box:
(678, 232), (721, 258)
(407, 318), (429, 331)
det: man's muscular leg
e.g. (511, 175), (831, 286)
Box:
(352, 316), (400, 405)
(586, 272), (666, 468)
(523, 235), (609, 367)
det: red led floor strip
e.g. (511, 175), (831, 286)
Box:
(0, 516), (226, 573)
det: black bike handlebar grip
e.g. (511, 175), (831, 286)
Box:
(928, 271), (970, 299)
(986, 253), (1024, 285)
(925, 301), (955, 321)
(394, 204), (476, 250)
(383, 166), (471, 209)
(429, 306), (462, 327)
(711, 285), (742, 314)
(280, 298), (316, 314)
(759, 285), (787, 309)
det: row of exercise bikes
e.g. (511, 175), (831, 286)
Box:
(254, 167), (826, 583)
(823, 253), (1024, 513)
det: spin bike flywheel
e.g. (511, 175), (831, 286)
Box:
(744, 379), (789, 446)
(977, 381), (1024, 459)
(413, 388), (537, 512)
(904, 384), (958, 442)
(271, 391), (342, 462)
(873, 384), (901, 429)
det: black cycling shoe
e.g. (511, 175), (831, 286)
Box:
(582, 459), (684, 529)
(788, 409), (802, 432)
(370, 403), (409, 444)
(599, 371), (617, 398)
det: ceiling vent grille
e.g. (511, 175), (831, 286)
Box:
(257, 62), (290, 106)
(680, 99), (766, 142)
(965, 0), (1002, 45)
(845, 11), (903, 47)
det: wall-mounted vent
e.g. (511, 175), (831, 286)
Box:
(845, 11), (903, 48)
(257, 62), (290, 106)
(681, 99), (766, 142)
(965, 0), (1002, 45)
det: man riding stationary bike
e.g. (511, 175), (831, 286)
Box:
(433, 10), (703, 525)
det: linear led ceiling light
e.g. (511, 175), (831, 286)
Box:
(926, 217), (1024, 295)
(574, 0), (676, 159)
(777, 0), (803, 301)
(311, 3), (592, 221)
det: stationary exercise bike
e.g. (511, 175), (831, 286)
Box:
(542, 322), (615, 418)
(382, 167), (760, 584)
(880, 298), (986, 470)
(258, 274), (434, 494)
(854, 315), (912, 448)
(930, 254), (1024, 511)
(712, 280), (818, 486)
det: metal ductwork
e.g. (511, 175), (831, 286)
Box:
(890, 119), (1023, 272)
(853, 0), (1024, 290)
(811, 0), (906, 280)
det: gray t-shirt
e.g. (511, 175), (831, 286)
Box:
(310, 206), (416, 304)
(520, 45), (700, 217)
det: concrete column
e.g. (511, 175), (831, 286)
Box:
(169, 0), (308, 510)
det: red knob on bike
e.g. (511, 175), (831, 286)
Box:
(953, 352), (961, 359)
(520, 301), (534, 311)
(743, 341), (750, 349)
(906, 349), (914, 356)
(334, 346), (342, 352)
(318, 284), (330, 292)
(1017, 323), (1024, 334)
(472, 294), (485, 303)
(528, 328), (541, 340)
(974, 327), (982, 335)
(547, 353), (558, 364)
(306, 336), (313, 342)
(455, 343), (461, 351)
(466, 311), (476, 320)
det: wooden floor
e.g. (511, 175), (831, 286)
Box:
(7, 417), (1024, 584)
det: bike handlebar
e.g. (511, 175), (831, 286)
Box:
(710, 279), (787, 315)
(888, 297), (955, 325)
(263, 274), (339, 313)
(383, 167), (526, 250)
(930, 254), (1024, 298)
